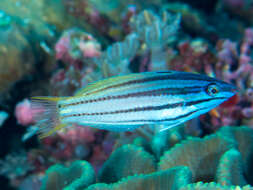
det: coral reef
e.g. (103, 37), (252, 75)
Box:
(2, 0), (253, 189)
(39, 126), (253, 190)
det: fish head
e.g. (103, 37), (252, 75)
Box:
(187, 76), (237, 115)
(175, 72), (238, 122)
(203, 79), (237, 101)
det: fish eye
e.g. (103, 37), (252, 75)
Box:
(206, 84), (219, 96)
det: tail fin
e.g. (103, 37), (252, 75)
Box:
(31, 97), (68, 139)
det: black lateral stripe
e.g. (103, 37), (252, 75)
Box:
(115, 107), (209, 123)
(82, 73), (217, 96)
(62, 86), (203, 107)
(62, 97), (225, 118)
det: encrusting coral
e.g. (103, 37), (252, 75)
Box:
(180, 182), (253, 190)
(216, 126), (253, 185)
(98, 144), (156, 183)
(40, 126), (253, 189)
(87, 166), (192, 190)
(41, 160), (95, 190)
(216, 148), (247, 186)
(158, 126), (253, 187)
(158, 131), (234, 182)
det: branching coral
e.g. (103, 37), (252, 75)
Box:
(52, 9), (180, 95)
(130, 10), (180, 71)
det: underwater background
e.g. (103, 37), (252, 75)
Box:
(0, 0), (253, 189)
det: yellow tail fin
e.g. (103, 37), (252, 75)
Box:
(31, 96), (68, 139)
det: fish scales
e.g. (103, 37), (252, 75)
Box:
(31, 71), (236, 138)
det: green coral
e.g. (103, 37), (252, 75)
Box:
(42, 126), (253, 189)
(217, 126), (253, 183)
(98, 144), (156, 183)
(216, 148), (247, 186)
(158, 132), (234, 182)
(88, 166), (191, 190)
(180, 182), (253, 190)
(41, 160), (95, 190)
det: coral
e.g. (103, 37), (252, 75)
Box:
(0, 0), (76, 36)
(15, 99), (35, 126)
(49, 9), (180, 98)
(169, 39), (215, 73)
(55, 28), (101, 65)
(3, 0), (253, 189)
(19, 174), (42, 190)
(133, 126), (186, 159)
(87, 166), (192, 190)
(0, 150), (34, 180)
(130, 10), (180, 71)
(206, 28), (253, 128)
(180, 182), (253, 190)
(157, 126), (253, 187)
(158, 132), (234, 182)
(92, 33), (139, 77)
(98, 144), (156, 183)
(41, 126), (95, 160)
(0, 20), (35, 95)
(165, 27), (253, 131)
(217, 126), (253, 183)
(216, 148), (247, 186)
(41, 160), (95, 190)
(162, 3), (217, 40)
(130, 10), (180, 50)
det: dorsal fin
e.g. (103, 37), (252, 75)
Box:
(75, 72), (167, 96)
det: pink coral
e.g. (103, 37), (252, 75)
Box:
(15, 99), (35, 126)
(54, 28), (101, 65)
(55, 36), (73, 63)
(79, 41), (101, 58)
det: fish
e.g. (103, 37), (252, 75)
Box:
(31, 71), (237, 138)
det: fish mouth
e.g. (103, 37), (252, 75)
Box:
(223, 83), (238, 94)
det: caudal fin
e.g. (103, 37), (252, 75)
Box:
(31, 97), (68, 139)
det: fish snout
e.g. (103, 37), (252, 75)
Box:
(222, 83), (238, 95)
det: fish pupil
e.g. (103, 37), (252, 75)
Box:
(211, 88), (218, 94)
(206, 84), (219, 96)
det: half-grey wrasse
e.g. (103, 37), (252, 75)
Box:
(31, 71), (237, 138)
